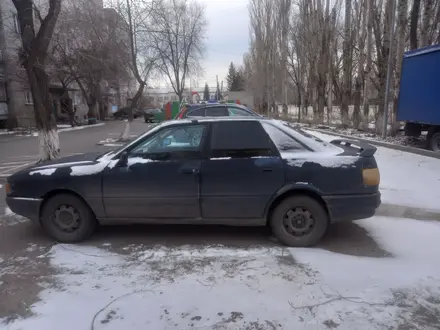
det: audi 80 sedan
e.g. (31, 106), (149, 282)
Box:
(5, 117), (381, 247)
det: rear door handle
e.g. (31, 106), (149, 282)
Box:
(261, 167), (273, 172)
(180, 168), (200, 174)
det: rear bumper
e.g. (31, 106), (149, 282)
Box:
(323, 192), (381, 222)
(5, 197), (41, 223)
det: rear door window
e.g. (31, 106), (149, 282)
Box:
(187, 107), (206, 117)
(210, 121), (275, 158)
(206, 106), (229, 117)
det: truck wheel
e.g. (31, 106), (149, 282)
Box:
(428, 132), (440, 152)
(40, 194), (97, 243)
(270, 196), (328, 247)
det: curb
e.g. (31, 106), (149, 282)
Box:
(58, 122), (105, 133)
(307, 128), (440, 160)
(376, 204), (440, 222)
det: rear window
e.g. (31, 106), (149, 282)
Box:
(261, 122), (305, 151)
(271, 120), (343, 153)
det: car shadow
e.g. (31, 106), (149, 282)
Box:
(88, 221), (390, 258)
(318, 221), (392, 258)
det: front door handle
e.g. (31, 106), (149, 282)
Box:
(261, 167), (273, 172)
(180, 168), (200, 174)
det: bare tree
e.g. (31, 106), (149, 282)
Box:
(12, 0), (61, 160)
(151, 0), (207, 102)
(51, 0), (131, 124)
(109, 0), (158, 139)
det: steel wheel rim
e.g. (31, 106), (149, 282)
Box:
(52, 205), (81, 233)
(282, 207), (315, 237)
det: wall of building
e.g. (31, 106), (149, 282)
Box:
(0, 0), (37, 127)
(227, 91), (255, 109)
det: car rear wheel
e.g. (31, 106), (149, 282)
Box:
(270, 195), (328, 247)
(40, 194), (97, 243)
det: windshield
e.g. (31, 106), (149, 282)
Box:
(97, 123), (161, 159)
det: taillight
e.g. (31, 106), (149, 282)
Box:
(363, 168), (380, 186)
(5, 182), (11, 195)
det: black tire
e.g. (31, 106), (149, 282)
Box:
(428, 132), (440, 152)
(40, 194), (97, 243)
(270, 195), (328, 247)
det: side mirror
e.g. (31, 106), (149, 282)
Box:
(163, 137), (172, 146)
(118, 151), (128, 167)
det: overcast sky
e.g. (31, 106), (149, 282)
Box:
(196, 0), (249, 89)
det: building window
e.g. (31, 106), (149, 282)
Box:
(24, 90), (33, 104)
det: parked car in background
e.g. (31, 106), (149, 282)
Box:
(5, 117), (381, 247)
(175, 103), (260, 119)
(113, 107), (143, 120)
(144, 108), (163, 123)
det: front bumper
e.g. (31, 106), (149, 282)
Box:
(5, 197), (42, 223)
(323, 192), (381, 222)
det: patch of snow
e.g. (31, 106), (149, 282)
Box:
(29, 168), (57, 176)
(70, 159), (111, 176)
(103, 143), (124, 147)
(0, 130), (15, 135)
(5, 207), (12, 215)
(34, 161), (94, 170)
(58, 123), (105, 133)
(5, 216), (440, 329)
(295, 182), (309, 185)
(306, 130), (440, 211)
(107, 160), (119, 169)
(127, 157), (156, 167)
(0, 184), (2, 189)
(283, 152), (358, 168)
(57, 124), (71, 129)
(209, 157), (231, 160)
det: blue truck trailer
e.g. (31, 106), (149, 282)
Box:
(397, 44), (440, 151)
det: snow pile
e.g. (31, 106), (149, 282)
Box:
(4, 216), (440, 329)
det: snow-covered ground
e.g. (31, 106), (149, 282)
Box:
(306, 130), (440, 212)
(3, 216), (440, 329)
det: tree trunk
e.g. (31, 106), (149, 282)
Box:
(27, 65), (59, 161)
(421, 0), (434, 47)
(362, 0), (373, 129)
(392, 0), (409, 134)
(410, 0), (421, 49)
(341, 0), (352, 126)
(121, 82), (145, 140)
(353, 76), (362, 128)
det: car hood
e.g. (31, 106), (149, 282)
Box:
(8, 152), (114, 179)
(35, 152), (104, 168)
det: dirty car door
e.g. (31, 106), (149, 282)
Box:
(200, 121), (285, 219)
(102, 124), (207, 219)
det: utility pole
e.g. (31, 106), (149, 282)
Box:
(216, 75), (219, 100)
(382, 0), (396, 139)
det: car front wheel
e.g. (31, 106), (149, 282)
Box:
(40, 194), (97, 243)
(270, 195), (328, 247)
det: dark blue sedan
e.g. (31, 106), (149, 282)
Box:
(5, 117), (381, 247)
